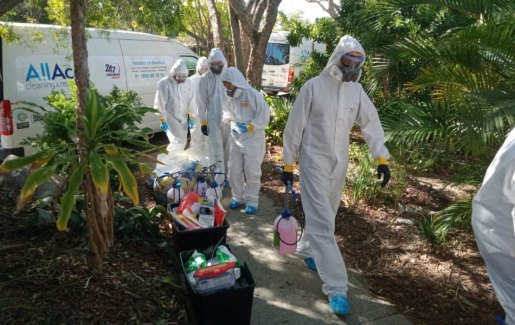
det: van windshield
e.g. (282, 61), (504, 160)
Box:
(265, 43), (289, 66)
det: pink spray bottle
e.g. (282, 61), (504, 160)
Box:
(274, 182), (299, 255)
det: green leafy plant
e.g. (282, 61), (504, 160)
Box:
(0, 87), (159, 231)
(114, 205), (161, 242)
(432, 197), (473, 243)
(345, 142), (408, 207)
(418, 216), (437, 245)
(345, 143), (382, 206)
(265, 95), (294, 145)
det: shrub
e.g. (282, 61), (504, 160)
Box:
(265, 95), (294, 145)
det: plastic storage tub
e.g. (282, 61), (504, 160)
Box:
(172, 218), (230, 253)
(180, 247), (256, 325)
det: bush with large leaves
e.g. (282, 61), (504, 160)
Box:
(0, 88), (160, 270)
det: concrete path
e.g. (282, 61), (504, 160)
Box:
(222, 194), (413, 325)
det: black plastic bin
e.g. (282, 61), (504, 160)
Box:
(172, 218), (230, 253)
(180, 247), (256, 325)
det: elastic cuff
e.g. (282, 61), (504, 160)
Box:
(247, 124), (254, 132)
(376, 157), (389, 165)
(201, 120), (207, 126)
(284, 164), (294, 172)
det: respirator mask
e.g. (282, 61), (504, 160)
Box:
(338, 53), (364, 82)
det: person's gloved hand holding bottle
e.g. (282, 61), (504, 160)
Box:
(232, 122), (254, 134)
(376, 157), (390, 188)
(201, 120), (208, 136)
(281, 164), (294, 187)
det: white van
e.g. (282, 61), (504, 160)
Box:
(261, 31), (325, 95)
(0, 22), (198, 159)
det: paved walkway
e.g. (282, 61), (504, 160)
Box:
(222, 194), (413, 325)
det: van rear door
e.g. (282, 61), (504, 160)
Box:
(262, 41), (291, 93)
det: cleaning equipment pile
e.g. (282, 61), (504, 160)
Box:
(184, 244), (241, 294)
(151, 160), (227, 231)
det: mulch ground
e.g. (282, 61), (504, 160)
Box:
(0, 143), (504, 324)
(261, 145), (504, 325)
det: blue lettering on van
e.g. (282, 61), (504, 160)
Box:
(25, 63), (74, 82)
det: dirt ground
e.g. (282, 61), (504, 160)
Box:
(0, 143), (505, 324)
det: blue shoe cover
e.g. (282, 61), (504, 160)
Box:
(304, 257), (317, 271)
(229, 200), (240, 209)
(244, 206), (257, 214)
(329, 295), (350, 316)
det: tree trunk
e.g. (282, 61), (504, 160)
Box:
(306, 0), (340, 19)
(229, 6), (244, 72)
(0, 0), (24, 16)
(227, 0), (281, 86)
(71, 0), (89, 114)
(240, 22), (250, 74)
(85, 182), (115, 273)
(246, 35), (267, 86)
(207, 0), (225, 51)
(71, 0), (114, 273)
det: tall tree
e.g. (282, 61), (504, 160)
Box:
(227, 0), (282, 86)
(207, 0), (225, 50)
(70, 0), (114, 273)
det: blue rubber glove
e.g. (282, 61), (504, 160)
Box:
(236, 122), (248, 134)
(188, 118), (195, 129)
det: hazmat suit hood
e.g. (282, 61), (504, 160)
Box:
(221, 67), (251, 90)
(322, 35), (366, 82)
(196, 56), (209, 74)
(207, 48), (228, 75)
(169, 59), (188, 78)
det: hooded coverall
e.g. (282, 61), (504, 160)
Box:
(282, 35), (390, 297)
(197, 49), (231, 175)
(154, 59), (194, 144)
(472, 128), (515, 324)
(189, 56), (209, 149)
(222, 67), (270, 208)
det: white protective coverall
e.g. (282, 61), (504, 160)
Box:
(188, 57), (209, 149)
(222, 67), (270, 208)
(154, 59), (194, 144)
(282, 35), (390, 297)
(472, 128), (515, 324)
(197, 49), (231, 175)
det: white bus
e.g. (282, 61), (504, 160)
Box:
(261, 31), (325, 95)
(0, 22), (198, 159)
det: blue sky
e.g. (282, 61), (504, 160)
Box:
(278, 0), (330, 22)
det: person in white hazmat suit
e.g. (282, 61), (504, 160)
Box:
(154, 59), (194, 146)
(472, 128), (515, 324)
(197, 49), (231, 180)
(221, 67), (270, 214)
(188, 57), (209, 149)
(281, 35), (391, 316)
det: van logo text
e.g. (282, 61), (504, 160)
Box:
(26, 63), (74, 81)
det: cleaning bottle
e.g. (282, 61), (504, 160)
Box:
(195, 175), (208, 197)
(273, 183), (299, 255)
(274, 209), (298, 255)
(167, 180), (184, 204)
(205, 180), (222, 199)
